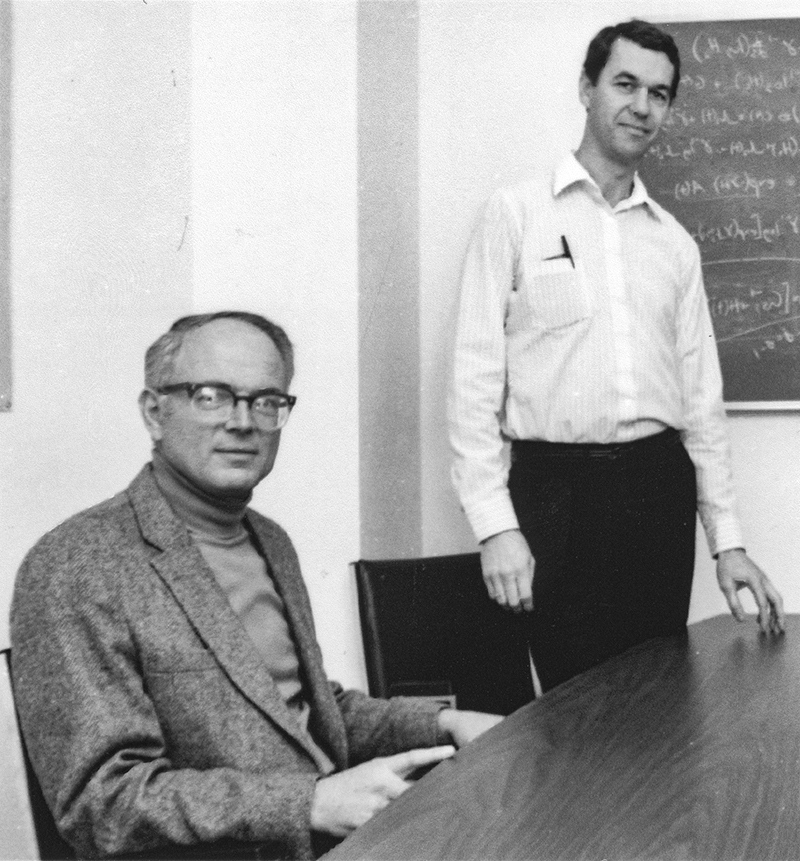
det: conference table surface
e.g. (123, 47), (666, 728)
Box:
(325, 614), (800, 861)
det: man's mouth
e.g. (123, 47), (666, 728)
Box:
(620, 122), (650, 136)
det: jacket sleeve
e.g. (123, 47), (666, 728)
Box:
(331, 684), (448, 765)
(10, 523), (317, 861)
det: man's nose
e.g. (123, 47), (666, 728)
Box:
(631, 85), (650, 116)
(226, 399), (255, 430)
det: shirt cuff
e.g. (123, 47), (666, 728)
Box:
(464, 493), (520, 545)
(704, 516), (744, 559)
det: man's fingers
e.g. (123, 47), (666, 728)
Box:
(753, 583), (785, 636)
(503, 578), (521, 611)
(719, 577), (745, 622)
(487, 569), (533, 612)
(384, 745), (456, 778)
(755, 591), (772, 635)
(504, 568), (534, 613)
(381, 774), (412, 801)
(717, 563), (745, 621)
(732, 571), (772, 633)
(720, 579), (745, 622)
(485, 574), (506, 606)
(721, 568), (785, 634)
(518, 559), (534, 612)
(764, 583), (786, 634)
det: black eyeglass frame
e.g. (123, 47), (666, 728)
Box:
(156, 382), (297, 427)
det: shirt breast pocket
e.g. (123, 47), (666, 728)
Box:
(511, 258), (591, 331)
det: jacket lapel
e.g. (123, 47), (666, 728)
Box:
(127, 467), (335, 769)
(246, 516), (348, 767)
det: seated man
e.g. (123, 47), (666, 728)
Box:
(10, 311), (501, 860)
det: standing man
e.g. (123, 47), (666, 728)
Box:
(448, 20), (785, 693)
(12, 311), (500, 860)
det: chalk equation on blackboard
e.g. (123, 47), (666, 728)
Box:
(691, 31), (800, 63)
(651, 137), (800, 163)
(681, 70), (800, 95)
(640, 18), (800, 406)
(673, 172), (787, 202)
(667, 104), (800, 126)
(692, 212), (798, 245)
(706, 258), (800, 360)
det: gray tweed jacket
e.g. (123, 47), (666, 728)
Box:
(10, 465), (441, 860)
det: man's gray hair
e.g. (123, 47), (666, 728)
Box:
(144, 311), (295, 390)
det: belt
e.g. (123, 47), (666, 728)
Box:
(511, 427), (681, 461)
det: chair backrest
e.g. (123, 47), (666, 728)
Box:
(353, 553), (534, 716)
(0, 649), (75, 861)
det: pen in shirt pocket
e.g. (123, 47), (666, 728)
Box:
(543, 235), (575, 268)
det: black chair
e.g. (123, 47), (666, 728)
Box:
(353, 553), (534, 716)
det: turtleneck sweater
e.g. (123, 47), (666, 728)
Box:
(151, 450), (335, 774)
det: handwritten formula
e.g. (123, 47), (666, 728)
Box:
(640, 19), (800, 404)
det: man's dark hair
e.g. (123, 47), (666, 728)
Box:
(145, 311), (295, 389)
(583, 19), (681, 103)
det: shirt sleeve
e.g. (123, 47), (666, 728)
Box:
(677, 241), (745, 556)
(448, 190), (522, 543)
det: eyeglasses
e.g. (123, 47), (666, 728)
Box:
(157, 382), (297, 431)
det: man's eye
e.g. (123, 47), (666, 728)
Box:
(195, 387), (226, 407)
(253, 396), (281, 415)
(651, 90), (669, 104)
(616, 81), (634, 91)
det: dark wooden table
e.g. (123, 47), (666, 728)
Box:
(326, 615), (800, 861)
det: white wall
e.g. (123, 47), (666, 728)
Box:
(418, 0), (800, 624)
(190, 0), (364, 687)
(0, 1), (366, 689)
(0, 0), (192, 648)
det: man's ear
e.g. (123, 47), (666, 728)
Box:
(578, 70), (593, 111)
(139, 389), (164, 443)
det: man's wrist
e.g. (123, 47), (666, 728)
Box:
(480, 528), (522, 546)
(715, 546), (745, 561)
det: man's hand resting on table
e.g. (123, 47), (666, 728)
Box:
(310, 709), (503, 837)
(310, 746), (455, 837)
(437, 708), (504, 747)
(716, 548), (785, 636)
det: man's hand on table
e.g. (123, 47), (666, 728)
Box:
(309, 708), (504, 837)
(437, 708), (504, 747)
(716, 548), (785, 635)
(480, 529), (534, 612)
(310, 745), (455, 837)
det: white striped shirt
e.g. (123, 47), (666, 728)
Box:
(448, 154), (743, 557)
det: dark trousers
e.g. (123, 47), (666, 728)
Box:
(510, 428), (697, 693)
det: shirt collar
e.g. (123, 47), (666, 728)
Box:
(552, 153), (663, 221)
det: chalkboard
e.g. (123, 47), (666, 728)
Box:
(639, 19), (800, 409)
